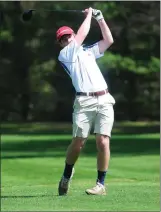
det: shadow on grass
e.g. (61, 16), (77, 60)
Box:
(1, 135), (160, 159)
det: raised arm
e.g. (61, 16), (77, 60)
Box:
(92, 9), (114, 54)
(75, 7), (93, 46)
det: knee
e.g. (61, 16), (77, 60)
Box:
(96, 135), (110, 152)
(70, 137), (86, 152)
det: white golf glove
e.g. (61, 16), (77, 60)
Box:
(92, 9), (104, 21)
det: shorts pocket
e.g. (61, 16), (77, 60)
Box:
(73, 96), (82, 110)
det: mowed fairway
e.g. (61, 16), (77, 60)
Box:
(1, 123), (160, 211)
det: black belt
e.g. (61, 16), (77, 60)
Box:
(76, 89), (108, 97)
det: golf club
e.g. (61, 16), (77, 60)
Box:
(22, 9), (85, 22)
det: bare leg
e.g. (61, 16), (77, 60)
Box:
(65, 136), (86, 164)
(96, 134), (110, 171)
(96, 134), (110, 185)
(85, 134), (109, 195)
(58, 136), (86, 195)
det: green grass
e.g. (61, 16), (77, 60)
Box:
(1, 155), (160, 211)
(1, 121), (160, 135)
(1, 123), (160, 211)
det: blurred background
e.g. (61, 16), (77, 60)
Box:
(0, 1), (160, 122)
(1, 2), (160, 211)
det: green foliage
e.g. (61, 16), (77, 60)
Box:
(149, 57), (160, 72)
(99, 53), (159, 74)
(0, 1), (160, 121)
(0, 30), (13, 42)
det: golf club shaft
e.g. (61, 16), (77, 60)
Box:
(28, 9), (85, 13)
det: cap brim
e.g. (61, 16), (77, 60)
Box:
(57, 29), (73, 40)
(58, 33), (73, 41)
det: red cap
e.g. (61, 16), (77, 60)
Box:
(56, 26), (74, 41)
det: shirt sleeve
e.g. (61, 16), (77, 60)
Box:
(58, 39), (81, 63)
(84, 42), (104, 59)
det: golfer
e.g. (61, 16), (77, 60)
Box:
(56, 7), (115, 195)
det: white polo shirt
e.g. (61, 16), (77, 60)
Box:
(58, 39), (108, 92)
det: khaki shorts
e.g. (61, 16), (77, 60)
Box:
(72, 93), (115, 138)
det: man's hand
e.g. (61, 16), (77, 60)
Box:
(84, 7), (93, 17)
(92, 9), (104, 21)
